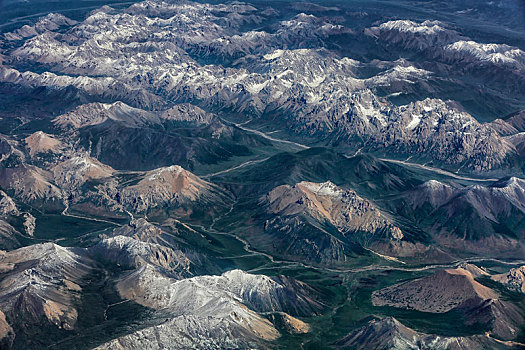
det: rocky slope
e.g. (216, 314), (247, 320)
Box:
(0, 220), (20, 251)
(0, 243), (93, 332)
(267, 181), (401, 239)
(96, 267), (320, 349)
(52, 154), (115, 191)
(365, 20), (463, 50)
(395, 177), (525, 255)
(372, 267), (524, 340)
(24, 131), (62, 157)
(94, 313), (277, 350)
(0, 191), (22, 249)
(0, 164), (62, 204)
(90, 219), (198, 279)
(49, 101), (265, 171)
(117, 165), (213, 213)
(365, 18), (525, 117)
(337, 317), (515, 350)
(4, 13), (77, 41)
(366, 19), (525, 72)
(372, 267), (497, 313)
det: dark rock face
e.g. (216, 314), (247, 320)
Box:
(392, 178), (525, 255)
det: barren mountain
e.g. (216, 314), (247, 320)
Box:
(24, 131), (62, 157)
(0, 164), (62, 203)
(118, 165), (213, 213)
(53, 102), (159, 129)
(337, 317), (515, 350)
(4, 13), (77, 41)
(0, 0), (524, 349)
(372, 267), (497, 313)
(1, 1), (522, 171)
(52, 154), (115, 190)
(98, 267), (319, 349)
(365, 20), (463, 50)
(396, 177), (525, 255)
(0, 243), (93, 332)
(267, 181), (403, 241)
(91, 236), (193, 278)
(372, 267), (524, 340)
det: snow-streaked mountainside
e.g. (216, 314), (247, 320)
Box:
(1, 0), (524, 171)
(0, 0), (525, 349)
(367, 19), (525, 70)
(365, 20), (463, 50)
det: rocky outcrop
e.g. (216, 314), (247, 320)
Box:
(0, 191), (18, 217)
(492, 266), (525, 293)
(0, 221), (20, 251)
(160, 104), (215, 127)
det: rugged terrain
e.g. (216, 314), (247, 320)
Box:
(0, 0), (524, 349)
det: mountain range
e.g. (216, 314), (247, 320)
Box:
(0, 0), (524, 349)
